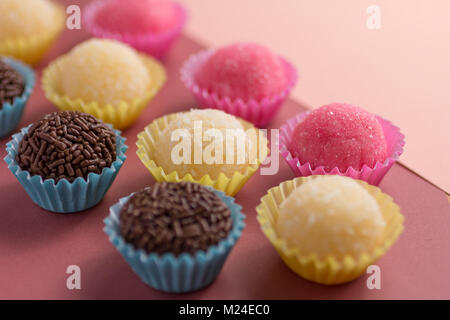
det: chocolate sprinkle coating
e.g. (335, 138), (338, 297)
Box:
(16, 111), (117, 183)
(119, 182), (233, 256)
(0, 60), (25, 108)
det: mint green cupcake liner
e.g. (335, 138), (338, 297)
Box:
(4, 125), (127, 213)
(104, 188), (245, 293)
(0, 57), (35, 139)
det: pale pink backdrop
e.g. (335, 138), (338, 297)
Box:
(179, 0), (450, 193)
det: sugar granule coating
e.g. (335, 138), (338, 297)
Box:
(119, 182), (232, 256)
(195, 43), (288, 101)
(16, 111), (117, 183)
(0, 0), (59, 40)
(94, 0), (178, 35)
(153, 109), (256, 179)
(0, 60), (25, 108)
(60, 39), (151, 106)
(289, 103), (388, 172)
(276, 176), (386, 260)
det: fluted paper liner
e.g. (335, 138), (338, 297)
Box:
(279, 112), (405, 185)
(136, 112), (269, 196)
(0, 4), (65, 65)
(180, 49), (297, 127)
(256, 176), (404, 285)
(4, 125), (127, 213)
(84, 0), (187, 59)
(104, 188), (245, 293)
(0, 57), (35, 138)
(42, 52), (166, 130)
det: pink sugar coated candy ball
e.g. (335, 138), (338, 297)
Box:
(289, 103), (388, 172)
(95, 0), (178, 35)
(195, 43), (288, 102)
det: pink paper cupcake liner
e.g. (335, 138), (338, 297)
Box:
(279, 112), (405, 185)
(180, 49), (298, 127)
(84, 0), (187, 59)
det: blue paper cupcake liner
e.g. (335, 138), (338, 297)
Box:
(4, 125), (127, 213)
(0, 57), (35, 139)
(104, 188), (246, 293)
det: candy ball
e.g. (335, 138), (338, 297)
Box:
(0, 59), (25, 108)
(153, 109), (256, 179)
(59, 39), (151, 106)
(289, 103), (387, 172)
(195, 43), (288, 101)
(16, 111), (117, 183)
(0, 0), (59, 40)
(276, 175), (386, 260)
(94, 0), (178, 35)
(119, 182), (232, 256)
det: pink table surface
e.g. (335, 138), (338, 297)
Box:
(0, 4), (449, 299)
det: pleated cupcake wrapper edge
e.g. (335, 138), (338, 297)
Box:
(136, 113), (268, 196)
(4, 125), (128, 213)
(180, 49), (298, 127)
(104, 189), (245, 293)
(279, 112), (405, 186)
(256, 176), (404, 285)
(42, 52), (167, 130)
(0, 57), (35, 138)
(84, 0), (187, 59)
(0, 4), (65, 65)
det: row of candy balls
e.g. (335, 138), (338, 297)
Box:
(0, 0), (404, 292)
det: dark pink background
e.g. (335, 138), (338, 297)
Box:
(0, 0), (449, 299)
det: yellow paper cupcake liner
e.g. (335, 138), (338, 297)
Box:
(42, 53), (166, 130)
(256, 176), (404, 285)
(136, 113), (269, 196)
(0, 4), (65, 65)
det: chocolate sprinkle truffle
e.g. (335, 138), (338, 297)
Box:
(0, 60), (25, 108)
(16, 111), (117, 183)
(119, 182), (233, 256)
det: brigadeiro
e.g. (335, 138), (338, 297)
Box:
(104, 182), (245, 293)
(279, 103), (405, 185)
(4, 110), (127, 213)
(0, 60), (25, 107)
(181, 43), (297, 127)
(0, 57), (35, 138)
(120, 182), (232, 255)
(17, 111), (117, 182)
